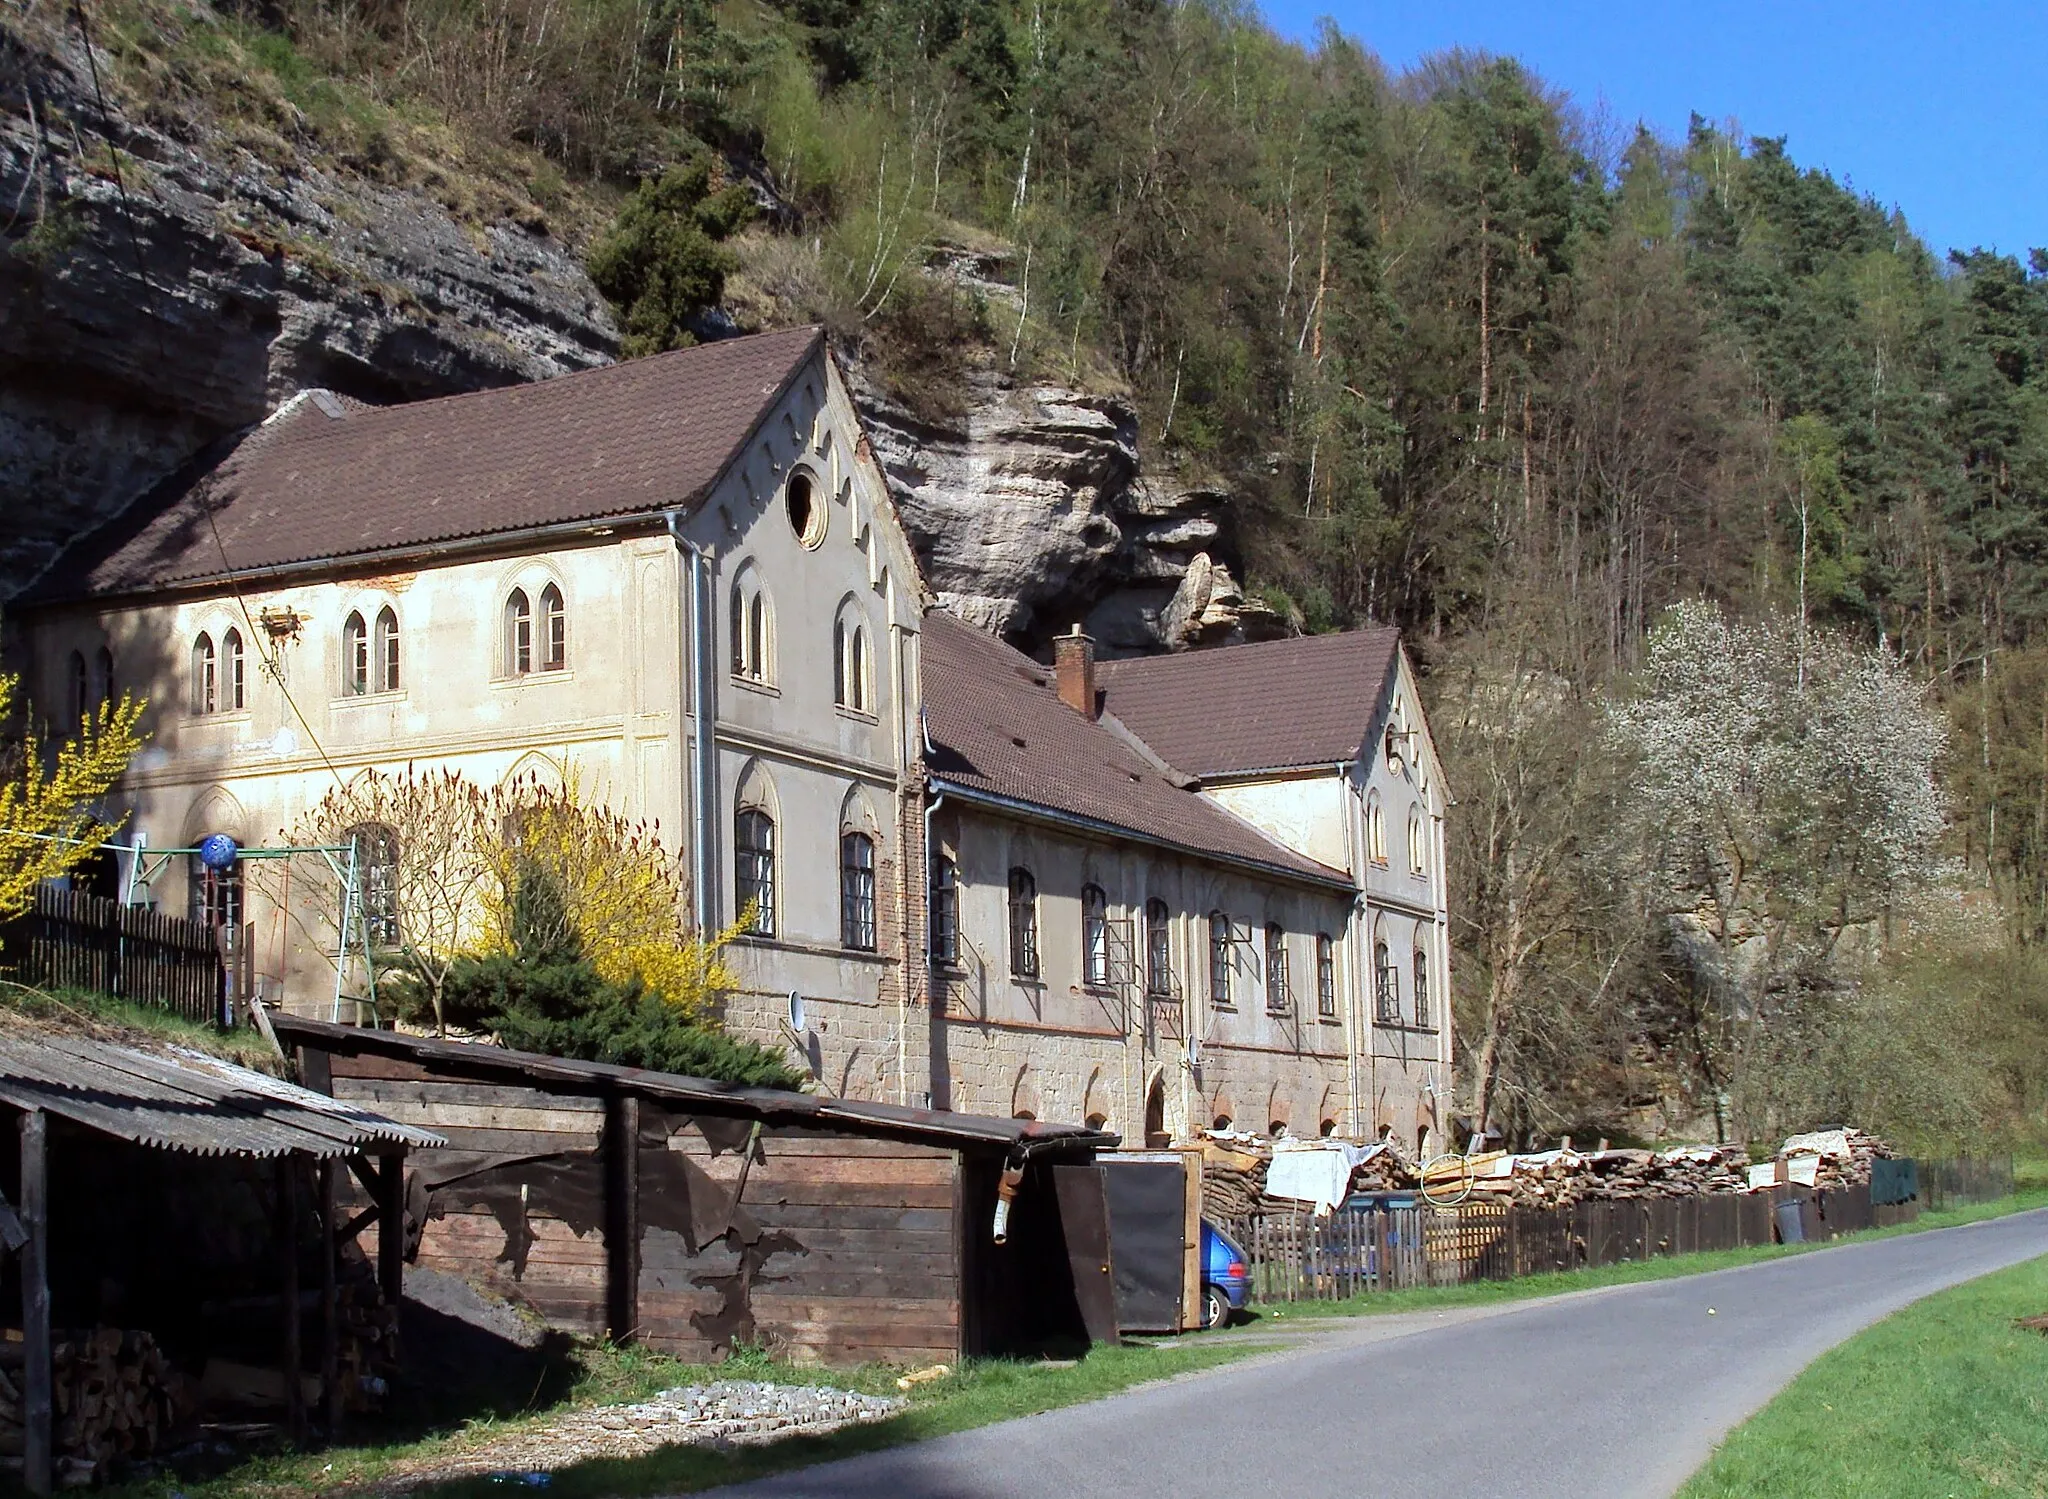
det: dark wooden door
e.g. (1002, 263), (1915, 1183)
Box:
(1101, 1157), (1187, 1333)
(1050, 1164), (1120, 1345)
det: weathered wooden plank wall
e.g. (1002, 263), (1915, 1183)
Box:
(638, 1117), (960, 1366)
(322, 1053), (966, 1365)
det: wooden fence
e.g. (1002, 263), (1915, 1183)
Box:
(1921, 1155), (2016, 1211)
(1236, 1155), (2014, 1303)
(0, 886), (228, 1024)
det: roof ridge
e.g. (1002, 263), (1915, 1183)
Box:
(28, 324), (831, 603)
(313, 324), (825, 425)
(1096, 623), (1402, 676)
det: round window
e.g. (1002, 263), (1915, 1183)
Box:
(785, 470), (826, 549)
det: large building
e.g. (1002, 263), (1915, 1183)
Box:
(10, 327), (1451, 1146)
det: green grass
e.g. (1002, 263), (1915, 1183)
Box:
(1221, 1177), (2048, 1327)
(1679, 1252), (2048, 1498)
(100, 1340), (1253, 1498)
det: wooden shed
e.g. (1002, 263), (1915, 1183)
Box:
(0, 1028), (442, 1494)
(275, 1018), (1122, 1366)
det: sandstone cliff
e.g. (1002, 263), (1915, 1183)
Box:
(1, 15), (617, 594)
(1, 11), (1270, 652)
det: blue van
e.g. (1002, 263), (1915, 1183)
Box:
(1200, 1220), (1250, 1329)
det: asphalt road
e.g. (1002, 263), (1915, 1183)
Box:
(706, 1206), (2048, 1499)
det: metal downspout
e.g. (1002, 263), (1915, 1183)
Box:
(919, 709), (942, 1110)
(1338, 762), (1361, 1137)
(665, 513), (717, 939)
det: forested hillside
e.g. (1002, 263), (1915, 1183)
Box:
(10, 0), (2048, 1149)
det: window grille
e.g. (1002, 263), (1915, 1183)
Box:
(929, 856), (959, 965)
(1265, 923), (1290, 1014)
(1008, 868), (1039, 978)
(840, 832), (877, 951)
(1081, 884), (1110, 986)
(192, 633), (216, 714)
(736, 809), (776, 936)
(1414, 949), (1431, 1028)
(349, 824), (402, 948)
(188, 857), (243, 951)
(506, 589), (532, 675)
(1208, 912), (1233, 1008)
(1145, 899), (1172, 996)
(1317, 933), (1337, 1018)
(540, 584), (566, 670)
(375, 606), (400, 691)
(343, 612), (368, 694)
(1375, 941), (1399, 1024)
(224, 628), (245, 710)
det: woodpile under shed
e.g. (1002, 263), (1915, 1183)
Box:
(0, 1331), (194, 1487)
(0, 1027), (441, 1495)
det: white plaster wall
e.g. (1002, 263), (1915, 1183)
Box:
(1202, 776), (1349, 871)
(19, 537), (669, 1012)
(932, 807), (1359, 1141)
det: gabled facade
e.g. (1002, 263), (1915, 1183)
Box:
(917, 622), (1453, 1148)
(13, 328), (933, 1096)
(12, 326), (1451, 1149)
(1098, 633), (1453, 1146)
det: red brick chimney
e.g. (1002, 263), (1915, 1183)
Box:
(1053, 625), (1098, 720)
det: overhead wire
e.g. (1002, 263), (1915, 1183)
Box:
(65, 0), (349, 793)
(66, 0), (368, 1009)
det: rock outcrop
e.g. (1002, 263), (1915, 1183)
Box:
(2, 15), (1273, 655)
(0, 15), (619, 596)
(848, 360), (1258, 652)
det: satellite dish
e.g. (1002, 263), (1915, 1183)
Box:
(787, 991), (806, 1031)
(198, 833), (240, 871)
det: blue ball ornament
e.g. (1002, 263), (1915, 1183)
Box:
(198, 833), (241, 871)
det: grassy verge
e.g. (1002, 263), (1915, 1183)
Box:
(101, 1339), (1255, 1498)
(1678, 1252), (2048, 1497)
(1221, 1175), (2048, 1328)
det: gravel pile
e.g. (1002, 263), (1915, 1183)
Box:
(377, 1381), (905, 1491)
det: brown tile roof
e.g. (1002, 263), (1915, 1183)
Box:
(1095, 629), (1403, 777)
(30, 326), (825, 601)
(921, 613), (1350, 888)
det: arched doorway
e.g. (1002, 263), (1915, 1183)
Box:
(1143, 1074), (1168, 1148)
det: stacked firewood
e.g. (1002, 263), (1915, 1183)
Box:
(1199, 1137), (1269, 1221)
(338, 1275), (399, 1407)
(196, 1268), (399, 1416)
(1579, 1147), (1749, 1200)
(1457, 1145), (1751, 1209)
(0, 1329), (196, 1485)
(1354, 1142), (1422, 1193)
(1784, 1128), (1896, 1190)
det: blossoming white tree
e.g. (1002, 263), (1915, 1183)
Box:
(1611, 599), (1948, 1139)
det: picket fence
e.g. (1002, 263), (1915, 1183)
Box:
(0, 886), (230, 1024)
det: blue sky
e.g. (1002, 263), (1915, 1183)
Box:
(1257, 2), (2044, 263)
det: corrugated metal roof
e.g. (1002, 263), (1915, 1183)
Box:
(0, 1033), (445, 1159)
(274, 1016), (1117, 1154)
